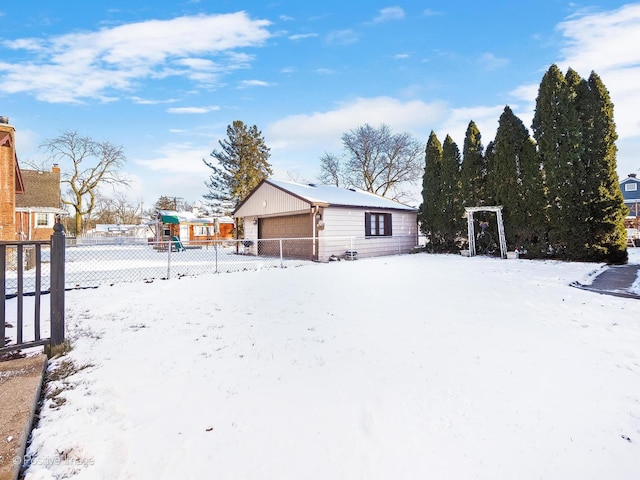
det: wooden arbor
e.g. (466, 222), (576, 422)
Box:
(465, 206), (507, 259)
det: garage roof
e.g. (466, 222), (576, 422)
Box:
(266, 179), (417, 211)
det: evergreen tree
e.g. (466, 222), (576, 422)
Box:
(578, 71), (628, 263)
(482, 141), (496, 205)
(518, 136), (548, 257)
(440, 135), (464, 250)
(419, 131), (443, 250)
(203, 120), (272, 215)
(460, 120), (486, 208)
(487, 106), (547, 255)
(532, 65), (583, 258)
(486, 106), (525, 249)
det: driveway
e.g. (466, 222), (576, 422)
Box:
(573, 263), (640, 299)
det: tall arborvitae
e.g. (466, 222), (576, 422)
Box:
(562, 68), (591, 258)
(440, 135), (464, 250)
(532, 65), (583, 258)
(419, 131), (443, 250)
(578, 71), (628, 263)
(482, 141), (496, 205)
(487, 106), (547, 255)
(460, 120), (486, 208)
(518, 136), (548, 257)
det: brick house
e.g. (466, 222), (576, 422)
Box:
(1, 116), (66, 241)
(0, 116), (25, 241)
(15, 167), (67, 240)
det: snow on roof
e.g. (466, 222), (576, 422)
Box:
(267, 179), (417, 211)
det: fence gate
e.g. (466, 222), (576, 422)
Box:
(1, 223), (66, 357)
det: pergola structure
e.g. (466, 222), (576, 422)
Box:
(465, 206), (507, 259)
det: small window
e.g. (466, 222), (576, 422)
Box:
(35, 213), (50, 227)
(625, 183), (638, 192)
(194, 226), (208, 236)
(365, 212), (392, 237)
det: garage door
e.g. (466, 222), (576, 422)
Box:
(259, 214), (313, 259)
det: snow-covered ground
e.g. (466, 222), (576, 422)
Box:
(20, 250), (640, 479)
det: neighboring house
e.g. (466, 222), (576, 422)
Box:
(15, 167), (68, 241)
(151, 210), (235, 244)
(621, 173), (640, 228)
(620, 173), (640, 217)
(233, 179), (419, 262)
(0, 116), (25, 241)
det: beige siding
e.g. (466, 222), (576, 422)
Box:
(235, 182), (310, 217)
(318, 207), (417, 261)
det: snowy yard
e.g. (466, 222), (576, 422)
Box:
(21, 251), (640, 479)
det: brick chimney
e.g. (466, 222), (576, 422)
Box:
(629, 173), (637, 178)
(52, 163), (60, 173)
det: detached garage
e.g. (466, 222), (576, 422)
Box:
(233, 179), (419, 262)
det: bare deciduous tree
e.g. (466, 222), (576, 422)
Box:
(40, 131), (129, 234)
(91, 192), (143, 227)
(318, 124), (423, 201)
(317, 152), (344, 187)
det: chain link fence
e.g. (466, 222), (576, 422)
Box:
(3, 235), (427, 296)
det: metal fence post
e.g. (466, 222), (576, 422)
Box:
(167, 240), (172, 279)
(50, 222), (66, 352)
(279, 238), (283, 268)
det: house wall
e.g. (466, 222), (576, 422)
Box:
(235, 182), (418, 260)
(318, 207), (418, 261)
(0, 122), (16, 241)
(15, 211), (56, 241)
(234, 181), (310, 217)
(621, 177), (640, 202)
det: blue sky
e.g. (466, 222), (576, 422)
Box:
(1, 1), (639, 210)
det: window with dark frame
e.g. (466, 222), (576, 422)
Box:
(365, 212), (392, 237)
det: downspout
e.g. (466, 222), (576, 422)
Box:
(235, 217), (239, 255)
(27, 208), (32, 240)
(312, 206), (318, 261)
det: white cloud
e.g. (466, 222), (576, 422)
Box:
(436, 105), (509, 147)
(131, 141), (218, 205)
(478, 52), (509, 70)
(422, 9), (442, 17)
(555, 4), (640, 140)
(130, 96), (179, 105)
(166, 106), (220, 114)
(325, 29), (358, 46)
(371, 7), (405, 24)
(267, 96), (447, 154)
(289, 33), (318, 41)
(0, 12), (272, 103)
(238, 79), (271, 88)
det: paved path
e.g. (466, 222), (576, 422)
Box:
(574, 264), (640, 299)
(0, 355), (47, 480)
